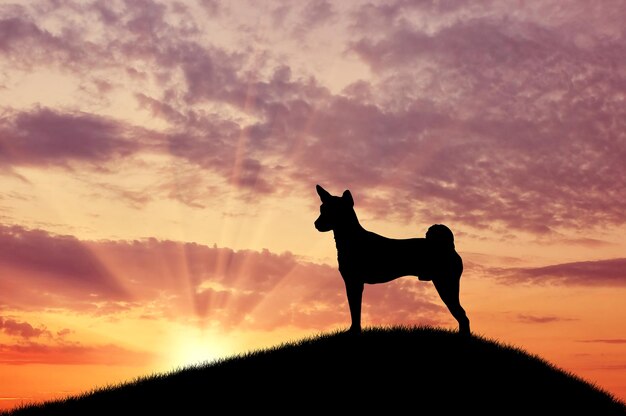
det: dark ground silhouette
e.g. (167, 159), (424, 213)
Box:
(315, 185), (470, 334)
(5, 327), (625, 415)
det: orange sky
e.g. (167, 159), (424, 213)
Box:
(1, 0), (625, 410)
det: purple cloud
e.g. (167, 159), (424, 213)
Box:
(0, 225), (129, 302)
(56, 328), (73, 337)
(493, 258), (626, 286)
(516, 314), (576, 324)
(579, 339), (626, 344)
(0, 108), (137, 167)
(344, 13), (626, 231)
(0, 317), (50, 338)
(0, 224), (444, 330)
(300, 0), (334, 29)
(1, 1), (625, 235)
(0, 342), (153, 365)
(0, 17), (63, 60)
(199, 0), (221, 17)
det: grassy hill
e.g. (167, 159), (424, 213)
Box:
(5, 326), (626, 415)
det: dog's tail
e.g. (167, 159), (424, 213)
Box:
(426, 224), (455, 249)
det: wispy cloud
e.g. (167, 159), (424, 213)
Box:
(348, 7), (626, 231)
(0, 317), (51, 339)
(0, 342), (153, 365)
(579, 339), (626, 344)
(0, 225), (442, 331)
(1, 0), (624, 234)
(0, 225), (130, 303)
(0, 108), (139, 168)
(516, 314), (576, 324)
(493, 258), (626, 287)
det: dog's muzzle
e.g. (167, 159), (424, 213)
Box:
(314, 218), (331, 232)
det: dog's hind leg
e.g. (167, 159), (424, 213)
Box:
(433, 277), (470, 335)
(345, 280), (364, 333)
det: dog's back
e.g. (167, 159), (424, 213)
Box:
(337, 230), (461, 284)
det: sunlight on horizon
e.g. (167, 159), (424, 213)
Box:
(164, 329), (231, 369)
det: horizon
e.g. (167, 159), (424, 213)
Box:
(1, 0), (625, 410)
(6, 327), (625, 414)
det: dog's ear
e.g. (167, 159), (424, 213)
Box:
(316, 185), (332, 202)
(342, 190), (354, 207)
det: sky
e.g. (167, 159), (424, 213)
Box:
(0, 0), (625, 409)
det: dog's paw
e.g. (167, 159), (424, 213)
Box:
(459, 323), (471, 337)
(347, 326), (362, 335)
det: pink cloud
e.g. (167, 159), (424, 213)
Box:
(579, 339), (626, 344)
(0, 342), (153, 365)
(493, 258), (626, 286)
(553, 238), (615, 248)
(363, 279), (444, 327)
(516, 314), (576, 324)
(0, 225), (444, 331)
(0, 13), (97, 71)
(56, 328), (73, 337)
(0, 17), (64, 61)
(342, 15), (626, 231)
(199, 0), (221, 17)
(0, 108), (137, 167)
(300, 0), (334, 29)
(0, 317), (50, 339)
(0, 225), (130, 304)
(1, 1), (625, 235)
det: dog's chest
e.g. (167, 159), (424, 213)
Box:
(335, 236), (385, 274)
(335, 238), (360, 264)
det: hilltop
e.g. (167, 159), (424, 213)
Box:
(5, 327), (626, 415)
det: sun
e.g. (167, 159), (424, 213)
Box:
(165, 329), (230, 369)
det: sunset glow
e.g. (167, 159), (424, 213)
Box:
(1, 0), (625, 410)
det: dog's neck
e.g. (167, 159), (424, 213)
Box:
(332, 212), (366, 252)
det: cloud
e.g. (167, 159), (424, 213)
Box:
(199, 0), (221, 17)
(364, 279), (444, 327)
(0, 317), (51, 338)
(516, 314), (576, 324)
(0, 224), (444, 331)
(0, 17), (75, 67)
(345, 13), (626, 231)
(0, 342), (153, 365)
(492, 258), (626, 287)
(2, 0), (625, 235)
(0, 108), (139, 168)
(579, 339), (626, 344)
(590, 364), (626, 371)
(550, 238), (616, 248)
(0, 225), (130, 304)
(300, 0), (334, 29)
(56, 328), (73, 337)
(350, 1), (626, 43)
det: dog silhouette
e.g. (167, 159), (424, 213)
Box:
(314, 185), (470, 335)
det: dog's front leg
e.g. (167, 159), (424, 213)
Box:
(345, 280), (364, 333)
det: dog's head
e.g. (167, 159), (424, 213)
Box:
(314, 184), (354, 232)
(426, 224), (455, 249)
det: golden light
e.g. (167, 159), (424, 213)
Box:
(164, 328), (231, 369)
